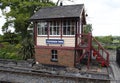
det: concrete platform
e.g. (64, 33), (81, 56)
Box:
(108, 50), (120, 83)
(110, 62), (120, 83)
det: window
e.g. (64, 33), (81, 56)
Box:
(50, 21), (60, 35)
(63, 20), (75, 35)
(37, 22), (47, 35)
(51, 50), (58, 62)
(37, 20), (76, 36)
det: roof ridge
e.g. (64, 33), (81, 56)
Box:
(41, 4), (84, 9)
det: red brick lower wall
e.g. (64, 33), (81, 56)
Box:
(35, 48), (75, 67)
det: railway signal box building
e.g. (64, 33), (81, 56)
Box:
(30, 4), (109, 68)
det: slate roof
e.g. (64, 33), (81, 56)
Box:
(30, 4), (84, 20)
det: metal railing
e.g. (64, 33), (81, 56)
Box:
(75, 33), (109, 66)
(76, 33), (92, 50)
(92, 37), (109, 65)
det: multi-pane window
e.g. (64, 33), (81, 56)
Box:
(37, 20), (76, 36)
(63, 20), (75, 35)
(51, 50), (58, 61)
(50, 21), (60, 35)
(37, 22), (47, 35)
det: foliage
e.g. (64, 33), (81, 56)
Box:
(19, 37), (35, 60)
(95, 35), (113, 45)
(0, 35), (34, 60)
(0, 0), (55, 60)
(104, 45), (116, 50)
(0, 0), (55, 38)
(1, 31), (20, 44)
(0, 42), (22, 60)
(83, 24), (92, 33)
(95, 36), (120, 50)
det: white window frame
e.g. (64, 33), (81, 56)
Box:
(63, 20), (75, 36)
(37, 21), (47, 36)
(51, 50), (58, 62)
(49, 21), (60, 36)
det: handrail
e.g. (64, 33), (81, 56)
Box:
(76, 33), (92, 50)
(75, 33), (109, 67)
(92, 37), (109, 64)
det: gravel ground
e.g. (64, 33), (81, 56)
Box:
(108, 50), (116, 61)
(0, 50), (116, 83)
(0, 71), (110, 83)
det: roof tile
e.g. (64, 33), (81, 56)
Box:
(30, 4), (84, 20)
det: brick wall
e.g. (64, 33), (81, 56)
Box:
(35, 48), (75, 67)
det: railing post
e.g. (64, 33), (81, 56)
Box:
(74, 34), (78, 67)
(92, 36), (109, 66)
(75, 34), (78, 48)
(107, 53), (109, 65)
(87, 33), (92, 69)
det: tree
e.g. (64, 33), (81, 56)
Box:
(56, 0), (74, 6)
(102, 35), (113, 44)
(0, 0), (55, 60)
(95, 36), (113, 44)
(0, 0), (55, 38)
(2, 31), (19, 44)
(83, 24), (92, 33)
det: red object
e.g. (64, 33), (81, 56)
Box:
(101, 61), (105, 67)
(96, 56), (101, 61)
(93, 51), (97, 56)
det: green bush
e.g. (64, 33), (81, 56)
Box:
(104, 45), (116, 50)
(0, 43), (22, 60)
(19, 38), (34, 60)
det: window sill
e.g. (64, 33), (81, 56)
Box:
(49, 35), (60, 36)
(63, 35), (75, 36)
(37, 35), (47, 36)
(51, 59), (58, 62)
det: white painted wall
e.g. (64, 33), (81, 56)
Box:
(37, 36), (75, 47)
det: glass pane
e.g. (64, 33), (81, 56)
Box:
(56, 21), (59, 26)
(55, 50), (57, 54)
(38, 27), (40, 35)
(37, 23), (42, 35)
(37, 22), (47, 35)
(57, 27), (59, 35)
(50, 21), (60, 35)
(55, 55), (58, 59)
(68, 20), (70, 25)
(67, 27), (70, 35)
(62, 20), (76, 35)
(63, 27), (66, 35)
(71, 27), (75, 35)
(45, 27), (47, 35)
(53, 27), (56, 35)
(63, 20), (66, 25)
(52, 55), (54, 58)
(52, 50), (54, 54)
(50, 21), (52, 26)
(50, 27), (52, 35)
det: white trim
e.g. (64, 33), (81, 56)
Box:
(37, 35), (47, 36)
(49, 35), (61, 36)
(63, 35), (75, 36)
(80, 5), (85, 18)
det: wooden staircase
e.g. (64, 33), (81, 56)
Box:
(75, 33), (109, 69)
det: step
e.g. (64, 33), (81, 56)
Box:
(96, 56), (108, 67)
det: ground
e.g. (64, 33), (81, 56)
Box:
(0, 50), (119, 83)
(108, 50), (120, 83)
